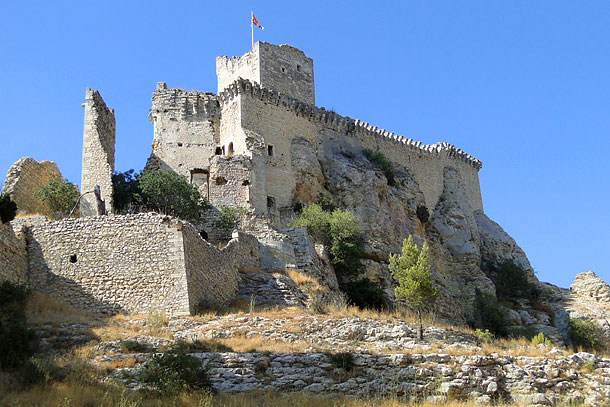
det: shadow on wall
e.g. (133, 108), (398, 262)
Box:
(26, 238), (125, 315)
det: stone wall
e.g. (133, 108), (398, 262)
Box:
(1, 157), (63, 215)
(182, 225), (260, 312)
(216, 46), (260, 95)
(208, 155), (253, 208)
(219, 78), (483, 213)
(81, 88), (115, 216)
(26, 214), (259, 315)
(0, 222), (27, 284)
(146, 83), (220, 182)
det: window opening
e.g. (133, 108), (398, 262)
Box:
(267, 145), (274, 156)
(69, 254), (77, 263)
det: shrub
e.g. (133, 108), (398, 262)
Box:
(112, 169), (141, 213)
(0, 281), (37, 369)
(218, 206), (247, 231)
(145, 310), (168, 329)
(342, 278), (385, 310)
(141, 352), (211, 396)
(416, 204), (430, 224)
(568, 318), (604, 352)
(293, 204), (363, 277)
(507, 326), (539, 340)
(531, 332), (552, 346)
(390, 236), (439, 340)
(34, 178), (79, 219)
(472, 289), (506, 337)
(0, 194), (17, 223)
(475, 328), (495, 343)
(163, 339), (233, 354)
(490, 260), (538, 301)
(363, 148), (395, 186)
(138, 169), (207, 221)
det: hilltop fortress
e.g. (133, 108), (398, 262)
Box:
(2, 42), (515, 322)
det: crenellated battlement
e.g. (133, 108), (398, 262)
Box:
(149, 82), (220, 123)
(218, 78), (482, 170)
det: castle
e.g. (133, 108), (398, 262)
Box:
(1, 42), (486, 316)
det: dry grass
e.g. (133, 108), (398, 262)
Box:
(286, 269), (326, 294)
(0, 380), (532, 407)
(97, 356), (137, 372)
(27, 292), (103, 325)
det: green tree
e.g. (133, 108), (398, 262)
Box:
(112, 169), (141, 213)
(137, 169), (207, 221)
(0, 194), (17, 224)
(389, 235), (439, 340)
(34, 178), (79, 220)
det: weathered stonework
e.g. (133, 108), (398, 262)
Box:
(1, 157), (63, 215)
(217, 42), (315, 105)
(0, 222), (27, 284)
(26, 214), (259, 315)
(81, 88), (115, 216)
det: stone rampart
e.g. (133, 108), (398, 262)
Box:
(81, 88), (115, 216)
(218, 78), (483, 212)
(26, 213), (259, 315)
(1, 157), (63, 215)
(146, 83), (220, 180)
(0, 222), (27, 285)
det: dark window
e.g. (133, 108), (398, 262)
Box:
(281, 67), (286, 73)
(297, 64), (301, 72)
(215, 147), (222, 155)
(242, 180), (250, 186)
(228, 142), (234, 156)
(69, 254), (77, 263)
(215, 176), (227, 185)
(199, 230), (208, 240)
(177, 142), (183, 147)
(267, 145), (274, 156)
(267, 196), (276, 208)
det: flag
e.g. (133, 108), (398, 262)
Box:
(252, 13), (264, 30)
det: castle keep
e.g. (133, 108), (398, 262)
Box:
(1, 42), (486, 316)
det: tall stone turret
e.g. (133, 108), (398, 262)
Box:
(81, 88), (115, 217)
(216, 42), (315, 105)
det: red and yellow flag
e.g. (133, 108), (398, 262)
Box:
(252, 13), (264, 30)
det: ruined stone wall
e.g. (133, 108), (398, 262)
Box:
(208, 155), (253, 208)
(81, 88), (115, 216)
(216, 46), (260, 94)
(181, 225), (259, 313)
(146, 83), (220, 183)
(0, 222), (27, 284)
(2, 157), (63, 215)
(25, 213), (259, 315)
(219, 79), (483, 213)
(27, 214), (190, 315)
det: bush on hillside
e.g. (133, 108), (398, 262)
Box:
(34, 178), (79, 219)
(416, 204), (430, 224)
(472, 289), (506, 337)
(0, 281), (37, 369)
(489, 260), (538, 302)
(363, 149), (396, 186)
(0, 194), (17, 223)
(342, 278), (385, 310)
(141, 351), (211, 396)
(112, 169), (207, 221)
(292, 204), (363, 276)
(568, 317), (605, 352)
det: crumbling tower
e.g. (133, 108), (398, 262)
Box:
(216, 42), (315, 104)
(81, 88), (115, 217)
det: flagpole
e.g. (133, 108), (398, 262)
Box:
(251, 11), (254, 48)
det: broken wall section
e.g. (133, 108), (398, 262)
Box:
(81, 88), (115, 217)
(2, 157), (63, 215)
(0, 223), (27, 285)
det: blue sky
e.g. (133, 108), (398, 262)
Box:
(1, 1), (608, 288)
